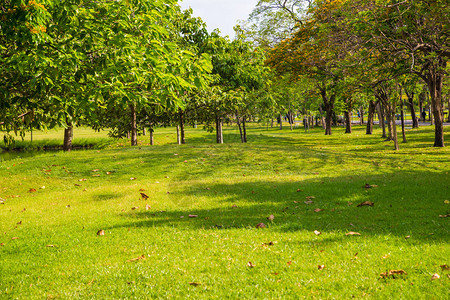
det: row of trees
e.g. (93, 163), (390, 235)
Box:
(244, 0), (449, 148)
(1, 0), (448, 150)
(0, 0), (272, 150)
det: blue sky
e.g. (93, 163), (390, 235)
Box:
(179, 0), (259, 38)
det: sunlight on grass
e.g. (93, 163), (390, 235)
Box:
(1, 124), (449, 298)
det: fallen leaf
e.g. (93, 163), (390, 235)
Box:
(314, 208), (323, 212)
(314, 230), (321, 235)
(431, 273), (440, 280)
(17, 221), (22, 225)
(127, 255), (146, 262)
(106, 172), (112, 175)
(347, 202), (353, 206)
(21, 208), (26, 212)
(28, 188), (36, 193)
(405, 235), (411, 239)
(66, 205), (71, 208)
(92, 174), (100, 177)
(189, 282), (201, 286)
(256, 223), (266, 228)
(46, 245), (56, 247)
(267, 214), (275, 221)
(74, 184), (82, 187)
(296, 189), (303, 192)
(271, 272), (279, 275)
(306, 196), (316, 200)
(304, 200), (313, 205)
(363, 184), (378, 189)
(180, 216), (185, 218)
(440, 265), (449, 271)
(40, 186), (45, 189)
(382, 254), (390, 259)
(357, 201), (374, 207)
(0, 243), (4, 246)
(131, 207), (139, 210)
(188, 214), (198, 218)
(91, 169), (99, 172)
(11, 237), (19, 240)
(140, 193), (149, 200)
(145, 204), (151, 210)
(247, 261), (256, 268)
(345, 232), (361, 236)
(439, 214), (450, 218)
(380, 269), (407, 278)
(127, 281), (135, 285)
(130, 177), (136, 180)
(184, 160), (188, 163)
(97, 230), (105, 236)
(262, 241), (274, 246)
(231, 204), (238, 208)
(44, 169), (51, 172)
(287, 261), (292, 266)
(318, 265), (325, 270)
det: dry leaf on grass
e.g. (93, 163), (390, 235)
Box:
(11, 237), (19, 240)
(440, 265), (450, 271)
(247, 261), (256, 268)
(314, 230), (321, 236)
(79, 179), (87, 182)
(46, 245), (56, 247)
(318, 265), (325, 270)
(255, 223), (266, 228)
(188, 214), (198, 218)
(92, 174), (100, 177)
(231, 204), (238, 209)
(145, 204), (151, 210)
(131, 207), (139, 210)
(140, 193), (149, 200)
(262, 241), (275, 246)
(296, 189), (303, 192)
(106, 172), (112, 175)
(314, 208), (323, 212)
(431, 273), (440, 280)
(0, 243), (4, 246)
(357, 201), (374, 207)
(304, 200), (313, 205)
(439, 214), (450, 218)
(75, 184), (82, 187)
(189, 282), (201, 286)
(91, 169), (99, 172)
(380, 269), (407, 278)
(267, 214), (275, 221)
(127, 255), (146, 262)
(28, 188), (36, 193)
(345, 232), (361, 236)
(306, 196), (316, 200)
(97, 230), (105, 236)
(287, 261), (292, 266)
(130, 177), (136, 180)
(363, 184), (378, 189)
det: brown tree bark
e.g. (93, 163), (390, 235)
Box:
(179, 109), (185, 144)
(344, 110), (352, 133)
(216, 115), (223, 144)
(405, 90), (419, 128)
(366, 100), (376, 135)
(63, 121), (73, 152)
(320, 88), (335, 135)
(242, 118), (247, 143)
(130, 104), (137, 146)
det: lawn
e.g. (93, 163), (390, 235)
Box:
(0, 124), (449, 299)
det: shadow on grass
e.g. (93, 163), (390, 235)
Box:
(110, 170), (449, 244)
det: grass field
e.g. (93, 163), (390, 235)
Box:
(1, 124), (449, 299)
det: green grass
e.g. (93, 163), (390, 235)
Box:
(1, 124), (449, 299)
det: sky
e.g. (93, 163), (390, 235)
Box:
(179, 0), (259, 38)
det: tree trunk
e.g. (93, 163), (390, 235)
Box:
(426, 74), (444, 147)
(400, 100), (407, 143)
(405, 91), (419, 128)
(392, 109), (399, 150)
(279, 113), (282, 130)
(419, 92), (425, 121)
(385, 104), (394, 141)
(359, 106), (364, 125)
(377, 102), (387, 138)
(149, 125), (154, 146)
(63, 122), (73, 152)
(242, 118), (247, 143)
(344, 110), (352, 133)
(30, 125), (33, 143)
(320, 88), (334, 135)
(130, 104), (137, 146)
(366, 100), (376, 135)
(179, 109), (185, 144)
(447, 97), (450, 122)
(236, 115), (244, 143)
(143, 127), (146, 136)
(176, 125), (181, 145)
(216, 115), (223, 144)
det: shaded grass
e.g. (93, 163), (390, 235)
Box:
(0, 124), (449, 299)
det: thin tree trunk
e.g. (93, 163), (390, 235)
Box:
(427, 76), (444, 147)
(366, 100), (376, 134)
(216, 115), (223, 144)
(176, 125), (181, 145)
(63, 121), (73, 152)
(149, 125), (154, 146)
(359, 106), (364, 125)
(400, 100), (407, 143)
(320, 89), (334, 135)
(179, 109), (185, 144)
(130, 104), (137, 146)
(385, 104), (393, 141)
(377, 102), (387, 138)
(30, 125), (33, 143)
(236, 115), (244, 143)
(406, 91), (419, 128)
(344, 111), (352, 133)
(279, 113), (283, 130)
(242, 118), (247, 143)
(143, 128), (146, 136)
